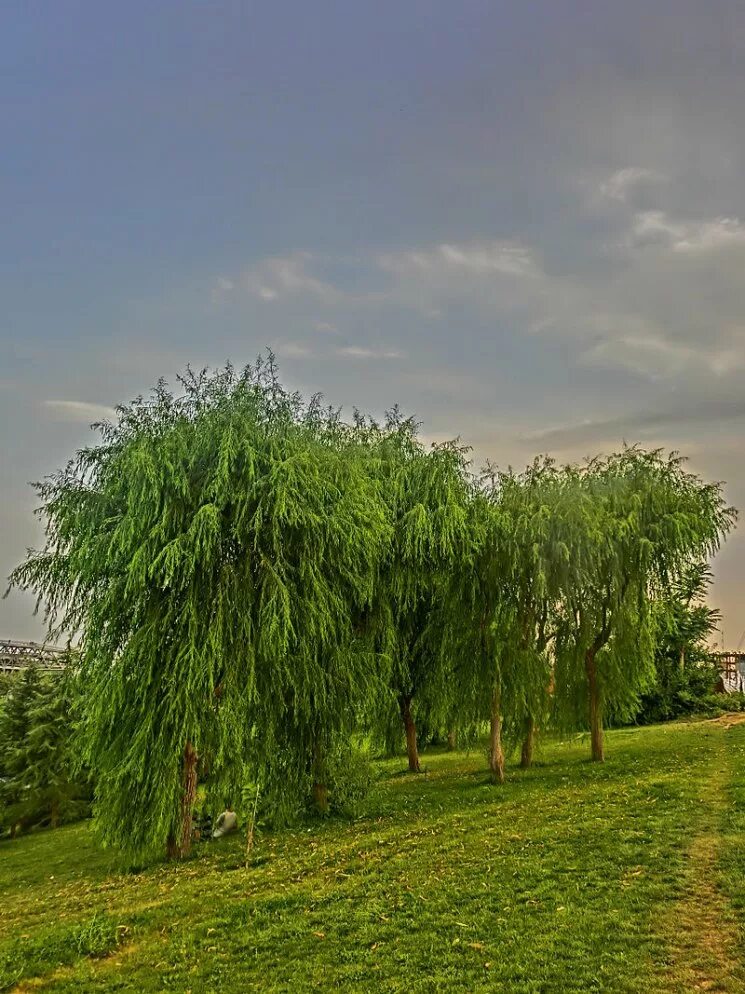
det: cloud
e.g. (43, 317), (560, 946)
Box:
(598, 167), (665, 202)
(210, 275), (236, 302)
(378, 240), (538, 279)
(209, 203), (745, 400)
(275, 342), (314, 359)
(629, 211), (745, 253)
(250, 255), (339, 301)
(214, 241), (539, 328)
(372, 239), (545, 322)
(335, 346), (403, 360)
(43, 400), (115, 423)
(581, 330), (745, 381)
(257, 286), (279, 301)
(582, 332), (697, 379)
(215, 253), (341, 304)
(274, 341), (405, 361)
(524, 397), (745, 450)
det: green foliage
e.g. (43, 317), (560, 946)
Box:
(353, 412), (476, 763)
(637, 563), (725, 722)
(323, 742), (376, 817)
(438, 458), (565, 757)
(0, 665), (90, 837)
(552, 448), (736, 734)
(9, 358), (391, 858)
(7, 352), (739, 861)
(0, 668), (42, 832)
(236, 739), (376, 829)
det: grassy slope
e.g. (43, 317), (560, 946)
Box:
(1, 719), (744, 994)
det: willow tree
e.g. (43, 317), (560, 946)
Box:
(355, 412), (474, 772)
(439, 462), (564, 784)
(438, 483), (508, 782)
(492, 459), (568, 769)
(553, 447), (736, 762)
(9, 359), (390, 860)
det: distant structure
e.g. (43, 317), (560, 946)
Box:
(0, 639), (68, 675)
(715, 651), (745, 694)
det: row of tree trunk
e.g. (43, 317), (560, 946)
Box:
(169, 662), (605, 858)
(400, 658), (605, 785)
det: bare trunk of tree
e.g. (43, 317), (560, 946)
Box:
(586, 649), (604, 762)
(167, 741), (198, 859)
(488, 688), (505, 784)
(312, 738), (329, 814)
(399, 695), (421, 772)
(520, 715), (535, 769)
(446, 729), (457, 751)
(50, 800), (60, 830)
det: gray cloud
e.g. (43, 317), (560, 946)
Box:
(275, 342), (314, 359)
(378, 241), (539, 279)
(217, 254), (341, 304)
(43, 400), (116, 423)
(524, 397), (745, 449)
(335, 346), (403, 360)
(628, 211), (745, 253)
(312, 320), (339, 335)
(597, 166), (667, 203)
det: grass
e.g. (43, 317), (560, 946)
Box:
(1, 718), (744, 993)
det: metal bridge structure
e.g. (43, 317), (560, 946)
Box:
(0, 639), (69, 674)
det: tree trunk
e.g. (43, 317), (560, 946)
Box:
(399, 695), (421, 772)
(167, 741), (198, 859)
(586, 649), (604, 762)
(50, 800), (60, 830)
(520, 716), (535, 769)
(312, 738), (329, 814)
(166, 832), (178, 860)
(488, 688), (505, 784)
(446, 729), (457, 752)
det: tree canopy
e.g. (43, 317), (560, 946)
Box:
(354, 411), (475, 771)
(7, 359), (738, 859)
(10, 359), (391, 859)
(552, 448), (736, 760)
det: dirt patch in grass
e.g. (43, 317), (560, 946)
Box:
(705, 713), (745, 729)
(657, 756), (745, 993)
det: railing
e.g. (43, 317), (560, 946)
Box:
(0, 639), (68, 674)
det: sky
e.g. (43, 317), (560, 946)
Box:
(2, 0), (745, 645)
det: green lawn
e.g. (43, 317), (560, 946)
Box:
(2, 718), (744, 993)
